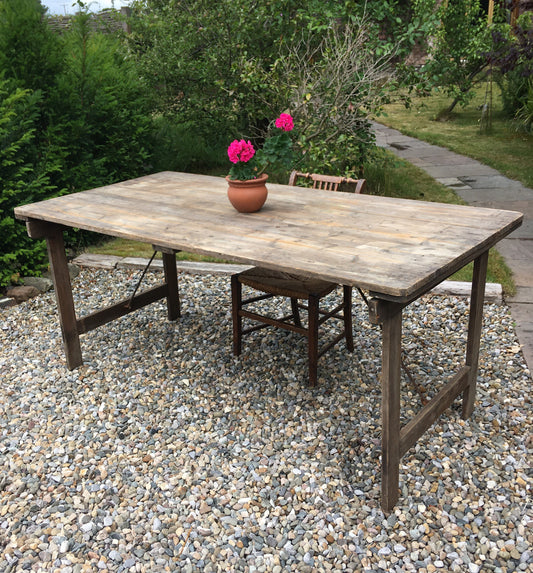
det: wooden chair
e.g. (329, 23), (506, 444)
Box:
(288, 170), (366, 193)
(231, 171), (366, 386)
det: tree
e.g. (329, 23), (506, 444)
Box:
(0, 0), (64, 285)
(0, 0), (153, 282)
(486, 13), (533, 119)
(0, 0), (62, 95)
(270, 19), (398, 175)
(415, 0), (493, 116)
(50, 7), (152, 191)
(127, 0), (309, 137)
(127, 0), (408, 177)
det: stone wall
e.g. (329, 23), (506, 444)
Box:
(46, 6), (131, 34)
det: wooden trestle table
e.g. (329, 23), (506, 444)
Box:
(14, 171), (523, 511)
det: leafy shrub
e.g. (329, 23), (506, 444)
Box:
(514, 79), (533, 132)
(268, 20), (397, 177)
(486, 15), (533, 118)
(150, 117), (227, 173)
(0, 82), (55, 286)
(0, 1), (155, 284)
(127, 1), (408, 178)
(0, 0), (65, 286)
(416, 0), (492, 115)
(0, 0), (62, 95)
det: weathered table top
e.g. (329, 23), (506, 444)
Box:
(15, 171), (523, 302)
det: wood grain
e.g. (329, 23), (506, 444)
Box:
(15, 171), (523, 302)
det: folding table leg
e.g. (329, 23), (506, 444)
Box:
(290, 297), (302, 327)
(462, 251), (488, 419)
(26, 220), (82, 368)
(380, 301), (402, 512)
(343, 285), (354, 352)
(45, 229), (83, 370)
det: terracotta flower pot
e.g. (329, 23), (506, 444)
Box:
(226, 174), (268, 213)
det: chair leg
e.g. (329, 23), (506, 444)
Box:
(344, 286), (354, 352)
(308, 295), (319, 386)
(231, 274), (242, 356)
(290, 297), (302, 327)
(162, 251), (180, 320)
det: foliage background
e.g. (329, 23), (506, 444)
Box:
(0, 0), (152, 286)
(1, 0), (530, 286)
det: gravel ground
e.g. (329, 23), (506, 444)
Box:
(0, 267), (531, 573)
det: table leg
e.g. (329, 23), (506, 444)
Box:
(380, 301), (403, 512)
(162, 251), (180, 320)
(45, 229), (83, 370)
(462, 251), (488, 419)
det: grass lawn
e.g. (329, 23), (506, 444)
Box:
(378, 83), (533, 189)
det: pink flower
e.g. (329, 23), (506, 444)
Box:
(275, 113), (294, 132)
(227, 139), (256, 164)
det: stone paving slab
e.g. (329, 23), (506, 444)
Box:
(389, 139), (431, 149)
(418, 163), (502, 177)
(73, 253), (123, 269)
(509, 305), (533, 369)
(401, 151), (478, 165)
(497, 237), (533, 261)
(456, 188), (533, 203)
(435, 177), (472, 190)
(509, 268), (533, 289)
(508, 286), (533, 304)
(431, 280), (502, 304)
(458, 175), (526, 189)
(118, 256), (253, 275)
(498, 259), (533, 288)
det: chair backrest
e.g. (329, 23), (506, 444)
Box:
(289, 170), (366, 194)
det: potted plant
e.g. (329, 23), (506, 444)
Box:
(226, 113), (294, 212)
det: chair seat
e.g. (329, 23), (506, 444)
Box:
(237, 267), (337, 299)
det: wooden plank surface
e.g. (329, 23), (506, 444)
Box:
(15, 171), (523, 301)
